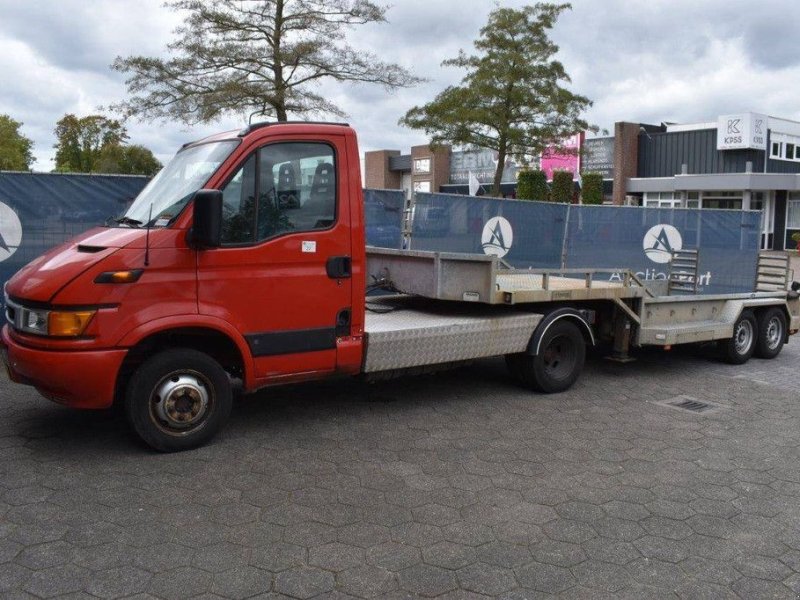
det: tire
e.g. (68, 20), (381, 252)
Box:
(755, 308), (787, 359)
(719, 310), (757, 365)
(511, 320), (586, 393)
(125, 349), (232, 452)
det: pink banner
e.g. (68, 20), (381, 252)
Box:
(540, 133), (584, 181)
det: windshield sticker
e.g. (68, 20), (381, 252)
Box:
(302, 241), (317, 253)
(154, 218), (171, 227)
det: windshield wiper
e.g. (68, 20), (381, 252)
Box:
(113, 216), (143, 228)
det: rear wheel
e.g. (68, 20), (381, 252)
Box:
(720, 311), (757, 365)
(125, 349), (232, 452)
(508, 320), (586, 393)
(755, 308), (786, 359)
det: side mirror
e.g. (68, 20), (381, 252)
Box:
(191, 189), (223, 248)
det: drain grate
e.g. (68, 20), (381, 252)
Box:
(655, 395), (724, 415)
(670, 398), (713, 413)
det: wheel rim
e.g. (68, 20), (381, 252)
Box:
(542, 334), (578, 380)
(149, 370), (214, 436)
(734, 319), (754, 355)
(765, 316), (783, 350)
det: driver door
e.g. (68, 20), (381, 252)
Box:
(197, 137), (352, 380)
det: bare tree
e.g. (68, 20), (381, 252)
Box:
(111, 0), (422, 124)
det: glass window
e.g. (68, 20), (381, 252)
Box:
(414, 180), (431, 193)
(788, 194), (800, 229)
(124, 141), (238, 226)
(772, 142), (782, 158)
(414, 158), (431, 174)
(220, 143), (336, 244)
(787, 144), (795, 160)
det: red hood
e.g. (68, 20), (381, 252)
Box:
(7, 227), (146, 303)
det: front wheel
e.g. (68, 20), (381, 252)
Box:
(755, 308), (786, 359)
(507, 320), (586, 393)
(125, 349), (233, 452)
(719, 311), (757, 365)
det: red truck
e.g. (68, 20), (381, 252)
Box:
(3, 122), (799, 451)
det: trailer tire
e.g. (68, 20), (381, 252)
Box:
(720, 310), (757, 365)
(755, 308), (786, 359)
(509, 320), (586, 393)
(125, 349), (232, 452)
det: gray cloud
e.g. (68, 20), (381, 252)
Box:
(0, 0), (798, 170)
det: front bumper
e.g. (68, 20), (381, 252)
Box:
(1, 325), (127, 409)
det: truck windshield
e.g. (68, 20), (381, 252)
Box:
(120, 140), (239, 227)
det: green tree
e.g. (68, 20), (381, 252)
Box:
(0, 115), (34, 171)
(111, 0), (422, 124)
(580, 172), (603, 205)
(96, 144), (162, 176)
(516, 169), (548, 201)
(54, 114), (128, 172)
(551, 170), (573, 203)
(400, 3), (592, 194)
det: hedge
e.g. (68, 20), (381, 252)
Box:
(551, 170), (574, 204)
(516, 169), (549, 201)
(581, 172), (604, 205)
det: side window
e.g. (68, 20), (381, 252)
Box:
(220, 142), (336, 244)
(220, 154), (256, 244)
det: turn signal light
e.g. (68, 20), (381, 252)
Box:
(48, 311), (96, 337)
(94, 270), (143, 284)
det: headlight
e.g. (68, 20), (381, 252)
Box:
(11, 305), (95, 337)
(19, 307), (49, 335)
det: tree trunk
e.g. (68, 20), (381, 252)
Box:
(492, 144), (507, 197)
(273, 0), (287, 122)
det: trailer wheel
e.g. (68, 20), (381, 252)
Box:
(125, 349), (232, 452)
(755, 308), (786, 359)
(510, 320), (586, 393)
(720, 311), (757, 365)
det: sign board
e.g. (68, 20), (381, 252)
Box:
(449, 149), (522, 185)
(581, 137), (614, 179)
(717, 112), (767, 151)
(540, 133), (584, 181)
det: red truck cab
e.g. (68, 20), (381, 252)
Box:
(2, 122), (368, 450)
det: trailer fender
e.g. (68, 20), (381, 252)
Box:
(527, 308), (595, 356)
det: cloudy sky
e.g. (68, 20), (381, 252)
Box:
(1, 0), (800, 171)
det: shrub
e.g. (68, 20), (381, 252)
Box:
(551, 170), (574, 204)
(581, 172), (603, 205)
(516, 169), (549, 201)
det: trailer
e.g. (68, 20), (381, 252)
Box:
(2, 122), (798, 451)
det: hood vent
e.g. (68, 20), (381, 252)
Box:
(76, 244), (105, 253)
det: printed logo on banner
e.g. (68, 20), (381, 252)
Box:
(481, 216), (513, 258)
(643, 224), (682, 264)
(0, 201), (22, 262)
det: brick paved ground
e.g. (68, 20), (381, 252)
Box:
(1, 336), (800, 598)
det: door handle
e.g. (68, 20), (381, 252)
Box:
(326, 256), (351, 279)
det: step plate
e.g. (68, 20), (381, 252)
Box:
(363, 308), (542, 373)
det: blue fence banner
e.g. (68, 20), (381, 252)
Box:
(411, 192), (567, 269)
(0, 172), (150, 292)
(363, 188), (405, 249)
(409, 192), (762, 295)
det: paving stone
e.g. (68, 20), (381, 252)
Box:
(309, 543), (364, 572)
(582, 538), (640, 565)
(274, 566), (334, 598)
(397, 564), (457, 596)
(337, 565), (397, 597)
(572, 559), (632, 592)
(23, 564), (91, 598)
(250, 543), (305, 573)
(422, 541), (477, 570)
(530, 540), (587, 568)
(456, 562), (517, 595)
(210, 566), (272, 599)
(86, 566), (152, 599)
(366, 542), (421, 572)
(475, 541), (531, 568)
(515, 561), (576, 593)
